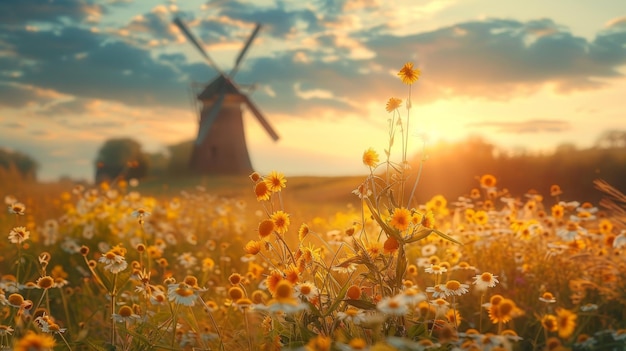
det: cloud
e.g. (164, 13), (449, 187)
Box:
(3, 121), (25, 129)
(0, 83), (66, 109)
(1, 2), (626, 127)
(366, 18), (626, 99)
(0, 0), (104, 26)
(466, 119), (571, 133)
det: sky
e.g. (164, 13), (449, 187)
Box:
(1, 0), (625, 182)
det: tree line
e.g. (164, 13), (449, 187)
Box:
(1, 130), (624, 205)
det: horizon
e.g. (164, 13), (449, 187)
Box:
(1, 0), (625, 181)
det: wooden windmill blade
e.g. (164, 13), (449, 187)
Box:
(172, 17), (223, 74)
(195, 91), (226, 145)
(242, 94), (279, 141)
(230, 23), (262, 78)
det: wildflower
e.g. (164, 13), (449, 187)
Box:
(7, 293), (25, 308)
(8, 202), (25, 215)
(397, 62), (420, 85)
(383, 236), (399, 254)
(551, 204), (565, 219)
(254, 181), (271, 201)
(99, 246), (128, 274)
(131, 208), (151, 218)
(352, 182), (372, 199)
(364, 242), (383, 259)
(265, 270), (284, 295)
(228, 287), (244, 301)
(177, 252), (197, 269)
(472, 272), (499, 291)
(425, 264), (447, 275)
(386, 97), (402, 112)
(258, 219), (275, 239)
(36, 276), (55, 290)
(332, 261), (358, 274)
(14, 331), (56, 351)
(346, 285), (362, 300)
(337, 306), (366, 325)
(426, 284), (447, 298)
(306, 335), (332, 351)
(443, 280), (470, 297)
(298, 223), (310, 241)
(362, 148), (379, 168)
(9, 226), (30, 244)
(264, 170), (287, 192)
(446, 308), (462, 326)
(35, 313), (67, 334)
(377, 295), (408, 316)
(249, 172), (261, 182)
(420, 245), (438, 258)
(429, 298), (450, 316)
(557, 221), (587, 241)
(539, 292), (557, 303)
(401, 287), (427, 305)
(295, 282), (319, 302)
(556, 308), (577, 339)
(488, 298), (522, 324)
(550, 184), (563, 196)
(390, 207), (411, 231)
(271, 211), (290, 234)
(244, 240), (262, 255)
(168, 282), (201, 306)
(541, 314), (558, 332)
(265, 280), (307, 314)
(479, 174), (496, 189)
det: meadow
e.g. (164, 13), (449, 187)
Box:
(1, 63), (626, 351)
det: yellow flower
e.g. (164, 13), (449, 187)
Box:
(244, 240), (262, 255)
(397, 62), (420, 85)
(258, 219), (275, 239)
(271, 211), (290, 234)
(383, 236), (399, 254)
(298, 223), (310, 241)
(556, 308), (577, 339)
(479, 174), (497, 188)
(306, 335), (331, 351)
(362, 148), (379, 168)
(385, 97), (402, 112)
(542, 314), (558, 332)
(254, 181), (271, 201)
(390, 207), (411, 231)
(264, 170), (286, 192)
(14, 331), (56, 351)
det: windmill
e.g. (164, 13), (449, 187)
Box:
(173, 17), (279, 175)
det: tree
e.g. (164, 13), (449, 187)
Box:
(0, 148), (38, 180)
(94, 138), (148, 183)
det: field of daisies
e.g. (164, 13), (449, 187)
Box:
(2, 63), (626, 351)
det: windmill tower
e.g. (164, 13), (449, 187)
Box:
(173, 17), (279, 174)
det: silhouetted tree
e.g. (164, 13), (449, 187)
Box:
(0, 148), (38, 180)
(167, 140), (194, 176)
(94, 138), (148, 183)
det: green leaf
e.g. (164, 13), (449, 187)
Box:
(323, 281), (351, 317)
(404, 229), (433, 243)
(394, 246), (407, 287)
(432, 229), (463, 246)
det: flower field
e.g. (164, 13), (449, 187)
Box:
(1, 64), (626, 351)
